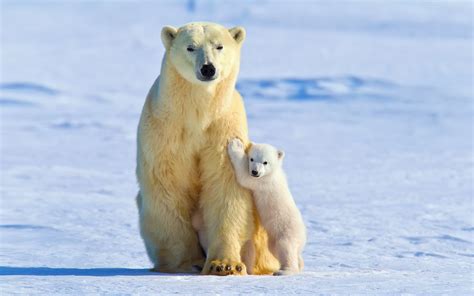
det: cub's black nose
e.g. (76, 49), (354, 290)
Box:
(251, 170), (258, 176)
(200, 64), (216, 78)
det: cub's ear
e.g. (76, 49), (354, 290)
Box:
(161, 26), (177, 49)
(229, 26), (246, 44)
(245, 141), (253, 153)
(277, 150), (285, 160)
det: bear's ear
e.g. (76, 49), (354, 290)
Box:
(161, 26), (177, 49)
(229, 26), (246, 44)
(277, 150), (285, 160)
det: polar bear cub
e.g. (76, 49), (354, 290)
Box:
(227, 138), (306, 275)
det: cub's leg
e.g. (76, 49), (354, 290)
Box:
(272, 240), (300, 276)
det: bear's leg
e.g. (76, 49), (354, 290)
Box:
(191, 208), (209, 254)
(273, 240), (300, 276)
(252, 219), (281, 275)
(199, 139), (254, 276)
(241, 238), (256, 275)
(138, 189), (205, 273)
(298, 254), (304, 271)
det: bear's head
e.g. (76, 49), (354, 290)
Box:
(247, 143), (285, 178)
(161, 22), (245, 85)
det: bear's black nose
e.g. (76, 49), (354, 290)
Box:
(200, 64), (216, 78)
(251, 170), (258, 176)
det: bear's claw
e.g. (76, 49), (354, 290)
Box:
(204, 259), (247, 276)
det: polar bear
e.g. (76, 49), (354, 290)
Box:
(136, 22), (279, 276)
(227, 139), (306, 275)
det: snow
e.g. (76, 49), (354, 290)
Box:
(1, 0), (473, 294)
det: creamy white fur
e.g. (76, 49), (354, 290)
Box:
(137, 22), (279, 276)
(227, 139), (306, 275)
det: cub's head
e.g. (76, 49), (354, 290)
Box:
(161, 22), (245, 84)
(248, 143), (285, 178)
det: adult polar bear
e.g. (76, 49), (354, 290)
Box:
(136, 22), (279, 275)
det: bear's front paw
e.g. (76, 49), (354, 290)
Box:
(203, 259), (247, 276)
(227, 138), (245, 155)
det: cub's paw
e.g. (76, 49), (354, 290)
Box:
(204, 259), (247, 276)
(227, 138), (245, 155)
(273, 269), (298, 276)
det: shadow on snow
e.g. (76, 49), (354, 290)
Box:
(0, 266), (195, 277)
(236, 76), (398, 101)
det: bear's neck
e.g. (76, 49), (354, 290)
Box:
(157, 56), (239, 120)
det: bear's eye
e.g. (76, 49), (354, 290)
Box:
(263, 161), (268, 165)
(250, 158), (254, 162)
(216, 45), (223, 50)
(187, 46), (195, 52)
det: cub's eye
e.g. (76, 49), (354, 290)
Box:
(187, 46), (194, 52)
(250, 158), (254, 162)
(263, 161), (268, 165)
(216, 45), (223, 50)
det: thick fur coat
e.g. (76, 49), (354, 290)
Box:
(136, 22), (279, 275)
(227, 139), (307, 275)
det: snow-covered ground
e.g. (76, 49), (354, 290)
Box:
(1, 1), (473, 294)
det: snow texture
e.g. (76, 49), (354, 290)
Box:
(1, 0), (473, 294)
